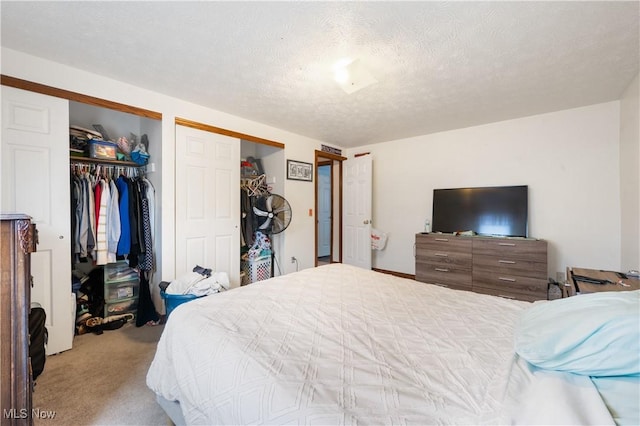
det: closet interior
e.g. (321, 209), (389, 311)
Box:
(240, 140), (285, 284)
(69, 101), (162, 335)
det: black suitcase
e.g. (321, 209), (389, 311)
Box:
(29, 307), (47, 381)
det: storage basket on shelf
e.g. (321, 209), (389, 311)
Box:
(241, 253), (271, 284)
(161, 291), (200, 320)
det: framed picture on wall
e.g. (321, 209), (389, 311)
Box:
(287, 159), (313, 182)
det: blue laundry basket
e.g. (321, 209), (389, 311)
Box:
(161, 291), (200, 320)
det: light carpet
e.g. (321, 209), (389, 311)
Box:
(32, 322), (168, 425)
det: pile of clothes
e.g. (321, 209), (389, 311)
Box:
(246, 231), (271, 260)
(161, 265), (230, 297)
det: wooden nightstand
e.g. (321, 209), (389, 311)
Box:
(564, 267), (640, 297)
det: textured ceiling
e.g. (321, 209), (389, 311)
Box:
(1, 1), (638, 148)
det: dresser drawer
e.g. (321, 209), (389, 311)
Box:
(473, 238), (547, 262)
(472, 286), (543, 302)
(473, 255), (547, 279)
(473, 271), (547, 300)
(416, 248), (472, 268)
(416, 234), (472, 254)
(416, 264), (472, 290)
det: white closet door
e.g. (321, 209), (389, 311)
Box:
(343, 154), (372, 269)
(175, 125), (240, 287)
(1, 86), (73, 355)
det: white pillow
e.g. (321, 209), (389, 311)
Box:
(514, 290), (640, 377)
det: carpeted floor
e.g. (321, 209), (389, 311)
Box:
(32, 322), (168, 425)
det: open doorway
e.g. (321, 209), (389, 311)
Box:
(314, 150), (346, 266)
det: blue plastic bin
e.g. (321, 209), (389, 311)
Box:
(161, 291), (200, 320)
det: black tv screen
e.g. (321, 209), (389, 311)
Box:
(432, 185), (528, 237)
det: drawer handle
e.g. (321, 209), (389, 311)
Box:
(498, 242), (516, 246)
(434, 253), (448, 257)
(498, 260), (516, 264)
(435, 238), (449, 242)
(499, 277), (516, 282)
(434, 268), (449, 272)
(498, 294), (516, 299)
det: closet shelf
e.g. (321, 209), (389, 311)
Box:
(70, 155), (144, 167)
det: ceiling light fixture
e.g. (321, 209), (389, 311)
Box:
(332, 58), (377, 94)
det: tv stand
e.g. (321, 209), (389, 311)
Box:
(415, 233), (548, 301)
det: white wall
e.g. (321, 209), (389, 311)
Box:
(619, 73), (640, 272)
(3, 47), (634, 282)
(1, 48), (327, 284)
(347, 102), (622, 278)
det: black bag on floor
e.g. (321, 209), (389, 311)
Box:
(29, 307), (47, 381)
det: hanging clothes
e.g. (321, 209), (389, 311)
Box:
(115, 175), (131, 256)
(126, 176), (142, 268)
(94, 178), (109, 265)
(106, 179), (121, 263)
(240, 188), (255, 247)
(70, 162), (151, 268)
(136, 271), (159, 327)
(138, 178), (155, 272)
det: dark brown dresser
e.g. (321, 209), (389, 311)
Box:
(415, 233), (548, 302)
(1, 214), (37, 425)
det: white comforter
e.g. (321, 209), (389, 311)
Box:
(147, 263), (613, 425)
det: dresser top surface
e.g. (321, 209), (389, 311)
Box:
(416, 232), (544, 242)
(1, 213), (32, 221)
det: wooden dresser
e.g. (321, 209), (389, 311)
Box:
(1, 214), (37, 425)
(415, 233), (548, 302)
(415, 234), (472, 292)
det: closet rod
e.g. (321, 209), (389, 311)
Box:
(70, 156), (144, 168)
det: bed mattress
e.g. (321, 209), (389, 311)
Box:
(146, 263), (613, 425)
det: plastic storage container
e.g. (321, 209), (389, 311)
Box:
(161, 291), (200, 320)
(105, 298), (138, 315)
(104, 261), (139, 319)
(106, 279), (139, 301)
(89, 140), (117, 159)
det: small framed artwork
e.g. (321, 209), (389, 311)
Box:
(287, 159), (313, 182)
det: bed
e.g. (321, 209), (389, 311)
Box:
(146, 263), (639, 425)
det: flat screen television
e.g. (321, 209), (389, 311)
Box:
(432, 185), (528, 237)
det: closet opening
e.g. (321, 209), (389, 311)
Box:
(241, 140), (285, 283)
(70, 100), (162, 336)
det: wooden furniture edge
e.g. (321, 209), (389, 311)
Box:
(175, 117), (285, 149)
(1, 74), (162, 120)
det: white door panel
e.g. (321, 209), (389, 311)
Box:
(2, 86), (73, 355)
(175, 125), (240, 287)
(343, 155), (372, 269)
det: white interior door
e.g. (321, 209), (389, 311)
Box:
(1, 86), (73, 355)
(343, 154), (372, 269)
(175, 125), (240, 287)
(317, 165), (331, 258)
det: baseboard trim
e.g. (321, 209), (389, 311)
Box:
(372, 268), (415, 280)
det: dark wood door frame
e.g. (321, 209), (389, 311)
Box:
(314, 150), (346, 266)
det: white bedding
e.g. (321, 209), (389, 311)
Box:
(147, 263), (615, 425)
